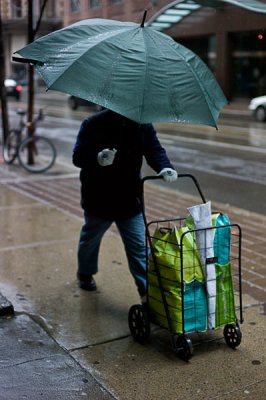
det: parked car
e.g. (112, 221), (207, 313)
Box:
(68, 95), (103, 111)
(4, 78), (22, 100)
(248, 95), (266, 122)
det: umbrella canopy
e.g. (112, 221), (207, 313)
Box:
(14, 15), (227, 127)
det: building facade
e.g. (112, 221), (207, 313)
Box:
(62, 0), (266, 100)
(2, 0), (266, 100)
(63, 0), (167, 26)
(1, 0), (64, 78)
(160, 1), (266, 99)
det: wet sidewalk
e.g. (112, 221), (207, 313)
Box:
(0, 312), (115, 399)
(0, 159), (265, 399)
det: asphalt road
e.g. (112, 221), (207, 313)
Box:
(153, 119), (266, 215)
(7, 89), (266, 216)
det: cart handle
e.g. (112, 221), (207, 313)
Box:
(142, 173), (206, 203)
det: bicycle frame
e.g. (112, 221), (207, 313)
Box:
(16, 109), (43, 165)
(3, 108), (56, 173)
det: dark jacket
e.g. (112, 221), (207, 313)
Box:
(72, 110), (174, 219)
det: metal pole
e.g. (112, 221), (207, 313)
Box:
(0, 7), (10, 145)
(27, 0), (35, 165)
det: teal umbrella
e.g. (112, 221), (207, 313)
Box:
(14, 13), (227, 127)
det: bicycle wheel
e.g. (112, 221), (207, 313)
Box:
(3, 130), (19, 164)
(18, 135), (56, 173)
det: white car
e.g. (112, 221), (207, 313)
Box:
(248, 95), (266, 122)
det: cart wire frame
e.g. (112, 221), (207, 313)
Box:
(146, 218), (243, 337)
(128, 174), (244, 359)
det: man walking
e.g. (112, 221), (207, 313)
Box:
(73, 109), (177, 300)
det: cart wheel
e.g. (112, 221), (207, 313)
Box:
(173, 334), (193, 361)
(128, 304), (150, 343)
(224, 323), (242, 348)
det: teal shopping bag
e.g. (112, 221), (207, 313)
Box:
(213, 214), (231, 265)
(183, 280), (207, 332)
(148, 279), (207, 333)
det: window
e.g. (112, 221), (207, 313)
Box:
(44, 2), (56, 18)
(89, 0), (101, 8)
(70, 0), (80, 12)
(109, 0), (122, 4)
(12, 0), (22, 18)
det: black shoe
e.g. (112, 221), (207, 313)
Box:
(78, 274), (97, 291)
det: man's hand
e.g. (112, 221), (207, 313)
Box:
(158, 168), (178, 182)
(97, 148), (117, 166)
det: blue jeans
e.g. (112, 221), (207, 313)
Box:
(78, 212), (147, 296)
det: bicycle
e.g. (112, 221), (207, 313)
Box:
(3, 109), (56, 173)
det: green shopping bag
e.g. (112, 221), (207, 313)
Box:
(148, 280), (207, 333)
(149, 226), (204, 284)
(215, 263), (236, 328)
(148, 226), (207, 333)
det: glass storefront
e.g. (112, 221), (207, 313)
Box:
(231, 31), (266, 97)
(177, 30), (266, 99)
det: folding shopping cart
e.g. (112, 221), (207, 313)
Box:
(128, 174), (243, 361)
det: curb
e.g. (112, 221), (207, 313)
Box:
(0, 293), (14, 317)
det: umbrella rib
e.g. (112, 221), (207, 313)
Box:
(17, 18), (227, 125)
(139, 30), (149, 124)
(45, 27), (133, 90)
(145, 29), (221, 126)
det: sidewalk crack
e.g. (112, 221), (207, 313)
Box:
(69, 334), (131, 353)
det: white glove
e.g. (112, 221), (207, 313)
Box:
(97, 148), (117, 166)
(158, 168), (178, 182)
